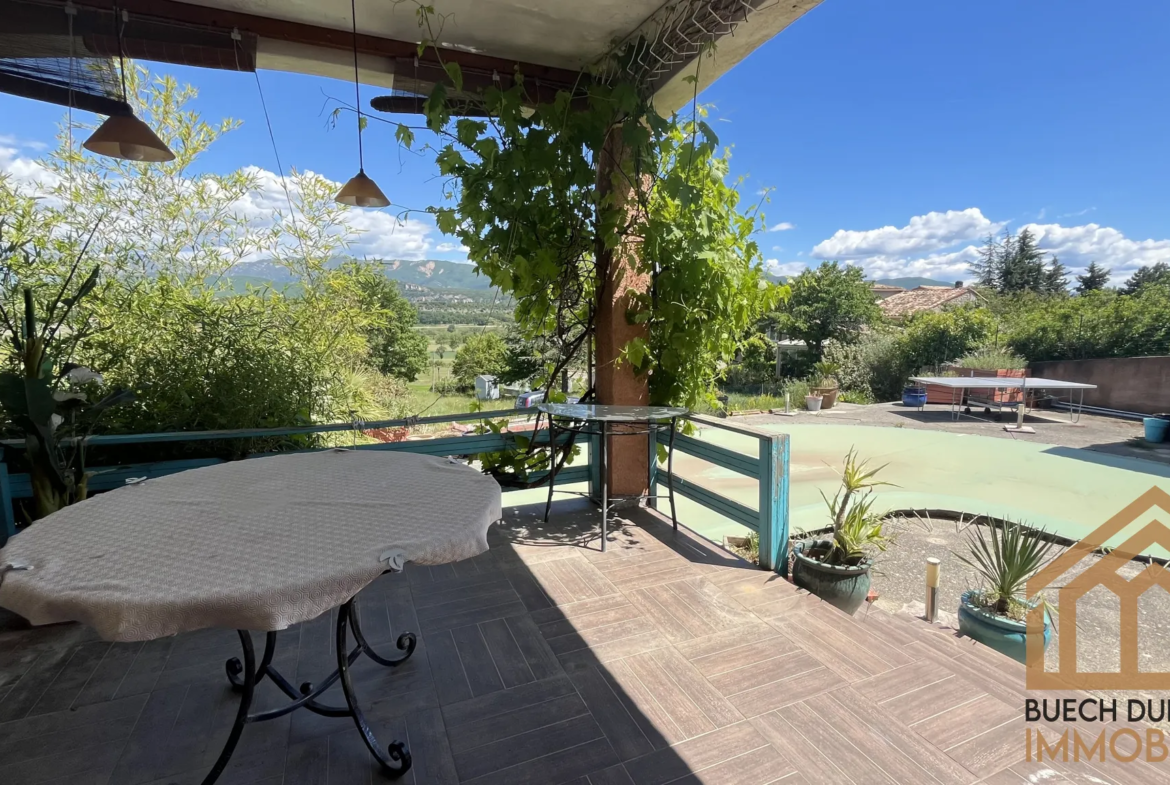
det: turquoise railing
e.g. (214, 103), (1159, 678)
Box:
(653, 415), (790, 574)
(0, 410), (790, 575)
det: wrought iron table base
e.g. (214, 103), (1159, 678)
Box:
(543, 417), (680, 552)
(203, 596), (416, 784)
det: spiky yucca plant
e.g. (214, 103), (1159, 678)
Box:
(818, 448), (895, 565)
(954, 519), (1058, 617)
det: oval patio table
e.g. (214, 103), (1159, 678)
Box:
(0, 449), (502, 784)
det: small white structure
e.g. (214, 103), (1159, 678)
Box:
(475, 374), (500, 401)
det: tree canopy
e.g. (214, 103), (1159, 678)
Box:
(777, 261), (880, 358)
(452, 333), (508, 386)
(0, 64), (416, 455)
(1121, 262), (1170, 295)
(1075, 262), (1111, 293)
(971, 229), (1067, 294)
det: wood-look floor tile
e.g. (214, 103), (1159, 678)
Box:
(622, 721), (770, 785)
(881, 674), (984, 726)
(913, 694), (1017, 751)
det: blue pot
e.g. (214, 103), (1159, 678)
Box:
(1144, 417), (1169, 444)
(902, 387), (927, 407)
(958, 590), (1050, 663)
(791, 540), (872, 615)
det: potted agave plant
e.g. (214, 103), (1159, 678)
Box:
(791, 449), (894, 614)
(809, 361), (840, 410)
(953, 519), (1057, 663)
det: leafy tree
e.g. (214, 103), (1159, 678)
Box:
(0, 63), (410, 461)
(778, 261), (880, 358)
(1076, 262), (1111, 293)
(447, 323), (457, 332)
(452, 332), (508, 387)
(899, 307), (996, 373)
(350, 268), (429, 381)
(1121, 262), (1170, 295)
(499, 327), (545, 386)
(1042, 256), (1069, 295)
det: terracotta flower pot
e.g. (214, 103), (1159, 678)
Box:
(810, 386), (838, 409)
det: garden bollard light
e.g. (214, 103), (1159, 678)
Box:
(784, 392), (790, 414)
(925, 557), (941, 623)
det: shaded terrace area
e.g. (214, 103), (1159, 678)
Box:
(1, 502), (1158, 785)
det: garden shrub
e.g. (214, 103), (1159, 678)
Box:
(1004, 288), (1170, 361)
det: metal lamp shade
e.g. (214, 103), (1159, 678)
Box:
(335, 170), (390, 208)
(83, 113), (175, 162)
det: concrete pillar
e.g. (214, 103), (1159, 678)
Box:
(594, 124), (650, 497)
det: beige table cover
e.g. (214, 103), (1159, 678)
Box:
(0, 450), (502, 641)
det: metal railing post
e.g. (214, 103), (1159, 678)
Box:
(0, 461), (15, 546)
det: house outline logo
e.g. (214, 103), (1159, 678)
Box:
(1026, 486), (1170, 690)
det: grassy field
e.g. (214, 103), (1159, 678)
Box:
(405, 384), (515, 418)
(405, 323), (517, 418)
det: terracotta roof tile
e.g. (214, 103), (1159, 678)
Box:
(879, 286), (979, 318)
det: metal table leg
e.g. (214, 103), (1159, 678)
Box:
(600, 420), (608, 552)
(667, 417), (678, 534)
(543, 419), (558, 522)
(207, 596), (416, 784)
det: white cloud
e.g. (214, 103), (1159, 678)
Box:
(771, 245), (783, 252)
(0, 156), (457, 262)
(808, 207), (1170, 284)
(0, 140), (59, 188)
(812, 208), (1001, 260)
(1020, 221), (1170, 283)
(764, 259), (807, 278)
(769, 221), (795, 232)
(1060, 207), (1096, 219)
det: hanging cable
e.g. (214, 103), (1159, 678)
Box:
(350, 0), (365, 172)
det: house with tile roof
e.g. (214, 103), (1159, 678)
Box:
(879, 284), (982, 319)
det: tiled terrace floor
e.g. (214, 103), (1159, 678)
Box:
(0, 501), (1159, 784)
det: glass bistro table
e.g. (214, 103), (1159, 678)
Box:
(0, 449), (502, 784)
(539, 403), (688, 551)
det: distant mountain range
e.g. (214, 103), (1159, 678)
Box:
(228, 259), (957, 294)
(763, 274), (956, 289)
(873, 277), (960, 289)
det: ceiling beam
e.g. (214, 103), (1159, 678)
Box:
(70, 0), (585, 88)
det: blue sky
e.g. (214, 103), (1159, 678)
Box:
(2, 0), (1168, 283)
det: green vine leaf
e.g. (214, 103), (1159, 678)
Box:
(444, 62), (464, 93)
(395, 124), (415, 149)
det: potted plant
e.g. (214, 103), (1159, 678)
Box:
(791, 449), (893, 613)
(953, 519), (1057, 663)
(804, 392), (823, 412)
(809, 361), (840, 409)
(901, 382), (927, 408)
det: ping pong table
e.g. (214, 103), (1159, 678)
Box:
(908, 376), (1096, 426)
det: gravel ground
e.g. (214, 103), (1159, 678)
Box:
(866, 514), (1170, 728)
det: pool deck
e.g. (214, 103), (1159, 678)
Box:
(0, 502), (1157, 785)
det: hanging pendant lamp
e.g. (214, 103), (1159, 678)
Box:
(82, 7), (174, 162)
(335, 0), (389, 208)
